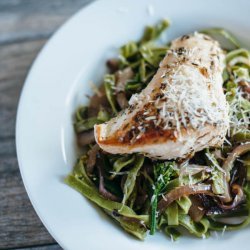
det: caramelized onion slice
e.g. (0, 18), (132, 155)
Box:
(77, 130), (95, 147)
(158, 184), (213, 214)
(97, 163), (120, 202)
(116, 92), (128, 109)
(223, 143), (250, 181)
(115, 67), (134, 109)
(219, 184), (245, 210)
(189, 196), (206, 222)
(115, 67), (134, 91)
(221, 143), (250, 203)
(86, 144), (100, 174)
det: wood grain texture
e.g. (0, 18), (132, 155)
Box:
(0, 0), (93, 249)
(0, 40), (57, 250)
(0, 0), (93, 45)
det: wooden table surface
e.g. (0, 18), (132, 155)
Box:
(0, 1), (93, 249)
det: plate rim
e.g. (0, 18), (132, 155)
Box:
(15, 1), (97, 248)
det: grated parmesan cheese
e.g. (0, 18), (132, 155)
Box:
(95, 32), (230, 159)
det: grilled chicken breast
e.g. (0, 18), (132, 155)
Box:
(94, 32), (229, 159)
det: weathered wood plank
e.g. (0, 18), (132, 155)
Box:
(0, 39), (46, 138)
(0, 39), (58, 249)
(0, 0), (93, 45)
(0, 155), (56, 249)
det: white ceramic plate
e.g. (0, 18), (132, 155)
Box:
(16, 0), (250, 249)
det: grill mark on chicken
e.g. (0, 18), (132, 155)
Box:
(199, 67), (209, 78)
